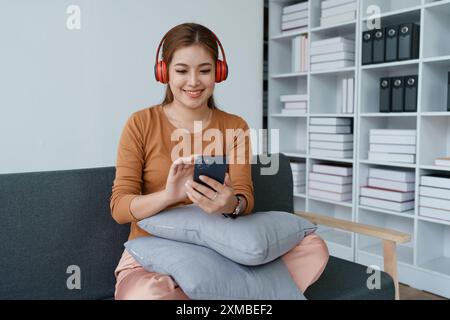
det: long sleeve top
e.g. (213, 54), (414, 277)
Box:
(110, 104), (254, 240)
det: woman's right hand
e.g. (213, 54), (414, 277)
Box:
(164, 155), (195, 204)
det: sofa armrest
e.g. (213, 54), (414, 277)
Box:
(295, 211), (411, 300)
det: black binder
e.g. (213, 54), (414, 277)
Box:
(373, 29), (385, 64)
(385, 25), (398, 62)
(391, 77), (405, 112)
(362, 30), (373, 65)
(448, 72), (450, 112)
(380, 78), (392, 113)
(404, 75), (418, 112)
(398, 23), (420, 61)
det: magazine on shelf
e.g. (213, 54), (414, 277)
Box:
(368, 178), (415, 192)
(360, 186), (415, 202)
(309, 172), (353, 185)
(360, 196), (414, 212)
(312, 164), (352, 176)
(369, 168), (415, 182)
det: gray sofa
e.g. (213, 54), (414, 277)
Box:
(0, 154), (395, 300)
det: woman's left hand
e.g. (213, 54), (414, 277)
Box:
(184, 173), (237, 214)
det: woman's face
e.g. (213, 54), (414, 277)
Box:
(168, 44), (216, 110)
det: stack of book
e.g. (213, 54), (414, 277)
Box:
(291, 162), (306, 194)
(341, 76), (354, 114)
(308, 164), (353, 202)
(292, 35), (309, 73)
(435, 157), (450, 167)
(309, 118), (353, 158)
(368, 129), (416, 164)
(310, 37), (355, 71)
(320, 0), (357, 27)
(419, 175), (450, 222)
(281, 2), (309, 33)
(280, 94), (308, 115)
(360, 168), (415, 212)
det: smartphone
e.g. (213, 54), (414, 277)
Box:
(193, 156), (228, 190)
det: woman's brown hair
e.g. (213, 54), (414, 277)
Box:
(161, 23), (219, 109)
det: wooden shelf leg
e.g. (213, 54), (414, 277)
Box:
(383, 240), (399, 300)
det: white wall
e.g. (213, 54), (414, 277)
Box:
(0, 0), (263, 174)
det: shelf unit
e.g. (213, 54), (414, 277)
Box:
(268, 0), (450, 298)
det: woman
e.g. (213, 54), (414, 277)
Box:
(110, 23), (329, 300)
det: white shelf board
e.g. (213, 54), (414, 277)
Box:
(310, 66), (355, 76)
(419, 165), (450, 172)
(310, 20), (356, 34)
(360, 113), (418, 118)
(271, 28), (308, 41)
(282, 150), (308, 158)
(358, 244), (414, 265)
(308, 196), (353, 208)
(359, 159), (416, 169)
(419, 256), (450, 278)
(422, 55), (450, 64)
(361, 5), (422, 22)
(424, 0), (450, 9)
(294, 193), (307, 199)
(309, 113), (354, 118)
(418, 216), (450, 227)
(271, 72), (308, 79)
(309, 156), (353, 163)
(421, 112), (450, 117)
(361, 59), (419, 71)
(317, 229), (352, 248)
(358, 205), (415, 219)
(270, 113), (307, 118)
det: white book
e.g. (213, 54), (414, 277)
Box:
(285, 101), (307, 109)
(321, 0), (355, 9)
(370, 144), (416, 154)
(311, 52), (355, 63)
(282, 18), (309, 30)
(360, 187), (415, 202)
(360, 196), (414, 212)
(282, 10), (309, 22)
(369, 168), (415, 182)
(313, 164), (352, 176)
(310, 117), (352, 126)
(309, 125), (351, 134)
(292, 170), (306, 178)
(421, 176), (450, 189)
(322, 2), (357, 17)
(342, 78), (348, 114)
(294, 186), (306, 194)
(310, 43), (355, 55)
(310, 141), (353, 151)
(281, 109), (307, 116)
(368, 178), (415, 192)
(347, 77), (354, 114)
(310, 133), (353, 142)
(309, 180), (352, 193)
(370, 129), (417, 136)
(283, 2), (309, 14)
(310, 148), (353, 159)
(293, 180), (306, 187)
(309, 188), (352, 202)
(368, 152), (415, 164)
(309, 172), (353, 185)
(420, 196), (450, 211)
(290, 162), (306, 171)
(435, 157), (450, 167)
(292, 36), (300, 72)
(320, 11), (356, 26)
(281, 26), (309, 36)
(419, 206), (450, 222)
(420, 186), (450, 200)
(280, 94), (308, 102)
(311, 60), (354, 71)
(370, 135), (416, 146)
(311, 37), (355, 48)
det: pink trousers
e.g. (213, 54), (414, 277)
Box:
(114, 233), (329, 300)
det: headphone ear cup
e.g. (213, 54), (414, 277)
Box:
(155, 61), (169, 84)
(216, 60), (228, 83)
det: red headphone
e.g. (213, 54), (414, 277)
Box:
(154, 29), (228, 84)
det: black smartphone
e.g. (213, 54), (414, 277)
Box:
(193, 156), (228, 190)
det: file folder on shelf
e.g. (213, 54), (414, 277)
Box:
(398, 23), (420, 61)
(391, 77), (405, 112)
(362, 30), (373, 65)
(385, 25), (398, 62)
(404, 75), (418, 112)
(373, 29), (385, 64)
(380, 78), (392, 113)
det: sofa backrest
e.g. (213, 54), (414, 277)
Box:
(0, 154), (292, 299)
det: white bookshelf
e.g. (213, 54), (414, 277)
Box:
(268, 0), (450, 298)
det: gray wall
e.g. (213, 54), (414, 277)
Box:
(0, 0), (263, 174)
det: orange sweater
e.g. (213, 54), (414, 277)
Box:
(110, 105), (254, 240)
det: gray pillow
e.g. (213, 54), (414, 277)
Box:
(124, 236), (305, 300)
(137, 205), (317, 266)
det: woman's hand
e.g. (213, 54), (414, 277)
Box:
(184, 173), (238, 214)
(164, 155), (195, 204)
